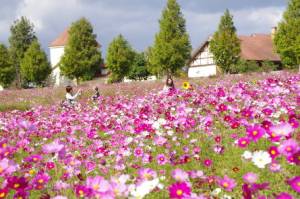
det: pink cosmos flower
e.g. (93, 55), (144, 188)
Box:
(32, 172), (51, 190)
(278, 139), (299, 157)
(287, 176), (300, 193)
(171, 168), (189, 182)
(154, 136), (167, 146)
(7, 176), (28, 191)
(134, 147), (144, 157)
(246, 124), (265, 142)
(157, 154), (168, 165)
(269, 123), (293, 137)
(86, 176), (112, 194)
(169, 182), (191, 199)
(217, 175), (237, 191)
(0, 158), (18, 175)
(42, 140), (64, 154)
(243, 172), (258, 184)
(269, 161), (281, 172)
(238, 137), (250, 148)
(292, 151), (300, 165)
(138, 168), (157, 181)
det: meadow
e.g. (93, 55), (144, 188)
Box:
(0, 71), (299, 199)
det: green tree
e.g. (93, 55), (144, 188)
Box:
(106, 34), (135, 83)
(9, 16), (36, 87)
(148, 0), (191, 77)
(274, 0), (300, 69)
(20, 40), (51, 86)
(210, 9), (241, 74)
(0, 44), (15, 87)
(60, 18), (102, 83)
(128, 52), (150, 80)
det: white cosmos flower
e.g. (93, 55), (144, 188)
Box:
(252, 151), (272, 169)
(211, 188), (222, 196)
(242, 151), (253, 159)
(130, 178), (159, 199)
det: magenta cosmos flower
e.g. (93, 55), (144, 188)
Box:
(288, 176), (300, 193)
(169, 182), (191, 199)
(276, 192), (293, 199)
(246, 124), (265, 142)
(278, 139), (299, 157)
(217, 175), (237, 192)
(238, 137), (250, 148)
(203, 159), (213, 167)
(157, 154), (168, 165)
(268, 146), (280, 159)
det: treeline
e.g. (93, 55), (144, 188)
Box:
(0, 0), (299, 88)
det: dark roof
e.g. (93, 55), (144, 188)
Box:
(188, 34), (280, 65)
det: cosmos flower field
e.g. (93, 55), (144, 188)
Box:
(0, 72), (299, 198)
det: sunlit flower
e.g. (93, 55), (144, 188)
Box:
(217, 175), (237, 192)
(182, 82), (190, 90)
(169, 181), (191, 199)
(252, 151), (272, 168)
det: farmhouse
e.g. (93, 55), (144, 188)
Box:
(49, 29), (107, 86)
(187, 33), (281, 78)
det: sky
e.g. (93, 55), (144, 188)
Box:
(0, 0), (287, 57)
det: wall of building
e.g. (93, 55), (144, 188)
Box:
(188, 65), (217, 77)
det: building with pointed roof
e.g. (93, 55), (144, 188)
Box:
(187, 32), (281, 78)
(49, 29), (107, 86)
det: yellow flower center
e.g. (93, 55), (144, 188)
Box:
(286, 147), (292, 152)
(79, 190), (84, 196)
(2, 143), (7, 148)
(271, 133), (276, 137)
(252, 131), (258, 136)
(271, 150), (276, 155)
(176, 189), (183, 196)
(33, 157), (38, 161)
(241, 141), (246, 145)
(29, 169), (35, 175)
(0, 192), (5, 198)
(38, 179), (44, 184)
(223, 182), (229, 188)
(0, 167), (3, 173)
(14, 183), (20, 188)
(297, 182), (300, 186)
(93, 184), (99, 190)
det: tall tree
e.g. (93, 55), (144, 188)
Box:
(106, 34), (135, 83)
(0, 44), (15, 87)
(128, 52), (150, 80)
(210, 9), (241, 74)
(274, 0), (300, 69)
(148, 0), (191, 77)
(9, 16), (36, 87)
(60, 18), (102, 83)
(20, 40), (51, 86)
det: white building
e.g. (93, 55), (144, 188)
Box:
(187, 33), (281, 78)
(49, 29), (107, 86)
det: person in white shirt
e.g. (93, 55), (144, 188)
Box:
(65, 85), (81, 106)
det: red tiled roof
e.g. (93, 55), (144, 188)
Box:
(239, 34), (280, 61)
(49, 29), (69, 47)
(188, 34), (281, 65)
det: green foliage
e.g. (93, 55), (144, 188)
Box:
(148, 0), (191, 77)
(210, 9), (241, 74)
(106, 34), (135, 83)
(128, 52), (150, 80)
(0, 44), (15, 87)
(261, 60), (279, 72)
(274, 0), (300, 68)
(9, 16), (36, 87)
(20, 40), (51, 86)
(60, 18), (102, 83)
